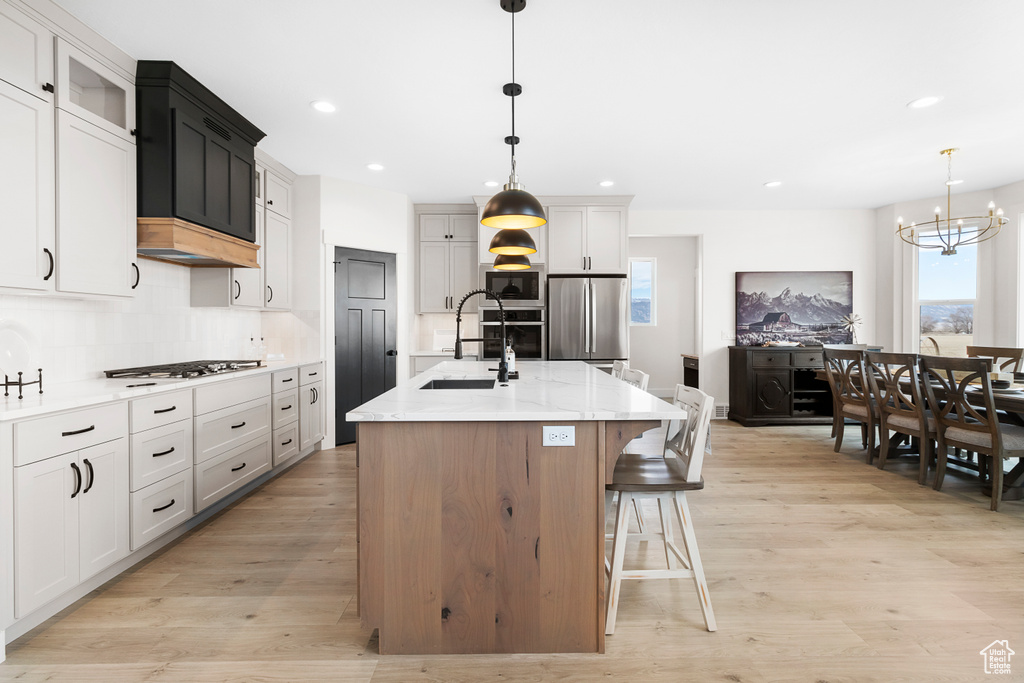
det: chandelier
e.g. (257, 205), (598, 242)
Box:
(896, 148), (1007, 256)
(484, 0), (546, 271)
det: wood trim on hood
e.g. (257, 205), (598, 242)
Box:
(137, 217), (260, 268)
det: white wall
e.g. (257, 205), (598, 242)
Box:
(316, 175), (415, 446)
(629, 209), (877, 408)
(627, 236), (698, 396)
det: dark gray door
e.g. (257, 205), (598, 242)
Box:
(335, 247), (397, 445)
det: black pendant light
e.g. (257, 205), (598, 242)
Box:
(482, 0), (547, 233)
(492, 254), (532, 271)
(489, 228), (537, 256)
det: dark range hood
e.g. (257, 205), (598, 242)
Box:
(135, 61), (266, 267)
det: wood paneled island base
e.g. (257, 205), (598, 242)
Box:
(357, 419), (656, 655)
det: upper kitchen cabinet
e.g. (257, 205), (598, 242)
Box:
(136, 61), (265, 244)
(0, 78), (55, 292)
(0, 1), (54, 103)
(547, 204), (629, 274)
(56, 39), (134, 144)
(416, 213), (478, 314)
(264, 169), (291, 219)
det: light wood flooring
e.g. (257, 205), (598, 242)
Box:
(3, 420), (1023, 682)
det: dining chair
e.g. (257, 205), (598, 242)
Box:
(822, 344), (868, 438)
(611, 359), (629, 379)
(822, 347), (878, 461)
(966, 346), (1024, 373)
(605, 384), (716, 633)
(865, 351), (935, 483)
(919, 355), (1024, 511)
(620, 367), (650, 391)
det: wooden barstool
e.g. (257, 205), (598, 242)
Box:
(605, 384), (717, 633)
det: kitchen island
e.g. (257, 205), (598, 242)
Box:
(347, 360), (683, 655)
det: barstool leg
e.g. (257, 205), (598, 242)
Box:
(657, 493), (678, 570)
(605, 491), (633, 635)
(673, 491), (716, 631)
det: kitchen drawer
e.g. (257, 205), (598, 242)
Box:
(792, 351), (824, 368)
(299, 362), (323, 387)
(130, 389), (192, 433)
(130, 468), (193, 550)
(194, 395), (271, 464)
(273, 423), (299, 466)
(129, 419), (192, 491)
(272, 368), (299, 393)
(194, 435), (271, 512)
(751, 352), (791, 368)
(683, 356), (699, 370)
(193, 373), (271, 416)
(14, 402), (127, 466)
(273, 388), (298, 430)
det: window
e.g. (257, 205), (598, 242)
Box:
(629, 258), (655, 325)
(917, 234), (976, 355)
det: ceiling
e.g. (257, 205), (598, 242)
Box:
(54, 0), (1024, 211)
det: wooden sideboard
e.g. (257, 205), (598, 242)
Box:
(728, 346), (833, 426)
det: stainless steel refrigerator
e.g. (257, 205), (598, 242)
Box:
(547, 274), (629, 361)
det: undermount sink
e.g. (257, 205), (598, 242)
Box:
(420, 379), (496, 390)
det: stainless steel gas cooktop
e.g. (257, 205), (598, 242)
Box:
(104, 360), (262, 380)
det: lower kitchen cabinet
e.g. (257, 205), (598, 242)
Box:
(299, 380), (324, 452)
(130, 468), (193, 550)
(194, 435), (271, 512)
(14, 438), (129, 617)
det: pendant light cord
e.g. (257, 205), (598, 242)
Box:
(510, 8), (517, 173)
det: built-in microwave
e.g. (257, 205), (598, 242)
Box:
(480, 266), (545, 306)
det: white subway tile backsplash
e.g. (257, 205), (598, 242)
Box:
(0, 259), (320, 383)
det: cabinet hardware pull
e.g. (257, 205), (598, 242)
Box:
(152, 447), (175, 457)
(43, 248), (54, 280)
(282, 438), (293, 445)
(130, 128), (137, 136)
(267, 285), (273, 302)
(234, 280), (241, 300)
(70, 462), (82, 498)
(231, 462), (247, 472)
(152, 499), (175, 512)
(154, 405), (176, 414)
(42, 82), (54, 93)
(282, 377), (293, 383)
(231, 421), (246, 429)
(309, 372), (318, 376)
(282, 404), (292, 410)
(267, 199), (274, 205)
(62, 425), (95, 437)
(83, 458), (94, 493)
(132, 262), (140, 289)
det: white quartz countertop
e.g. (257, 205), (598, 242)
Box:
(0, 359), (321, 421)
(347, 360), (682, 422)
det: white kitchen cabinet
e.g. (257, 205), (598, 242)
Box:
(264, 210), (291, 310)
(547, 205), (627, 274)
(0, 1), (54, 103)
(299, 380), (324, 452)
(56, 110), (136, 297)
(0, 78), (55, 292)
(265, 169), (291, 219)
(55, 38), (135, 144)
(14, 437), (129, 617)
(418, 214), (478, 313)
(189, 201), (265, 308)
(271, 367), (300, 466)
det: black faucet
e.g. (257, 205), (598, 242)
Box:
(454, 289), (509, 383)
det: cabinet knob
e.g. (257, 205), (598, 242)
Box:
(268, 199), (274, 205)
(42, 82), (54, 93)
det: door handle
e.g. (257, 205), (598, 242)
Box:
(43, 248), (54, 281)
(70, 462), (82, 498)
(132, 263), (140, 290)
(83, 458), (94, 493)
(386, 349), (398, 356)
(234, 280), (241, 300)
(267, 285), (273, 302)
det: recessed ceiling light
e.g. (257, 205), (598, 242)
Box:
(484, 180), (500, 187)
(907, 96), (942, 109)
(599, 180), (615, 187)
(763, 180), (782, 188)
(367, 163), (384, 171)
(311, 100), (336, 113)
(946, 179), (964, 186)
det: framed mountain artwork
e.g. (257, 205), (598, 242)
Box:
(735, 271), (853, 346)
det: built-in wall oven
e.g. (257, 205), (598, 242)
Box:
(480, 308), (545, 360)
(480, 266), (545, 307)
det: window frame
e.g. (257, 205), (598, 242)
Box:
(629, 257), (656, 327)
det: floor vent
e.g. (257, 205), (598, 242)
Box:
(714, 404), (730, 420)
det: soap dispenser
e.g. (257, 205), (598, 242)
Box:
(505, 340), (516, 373)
